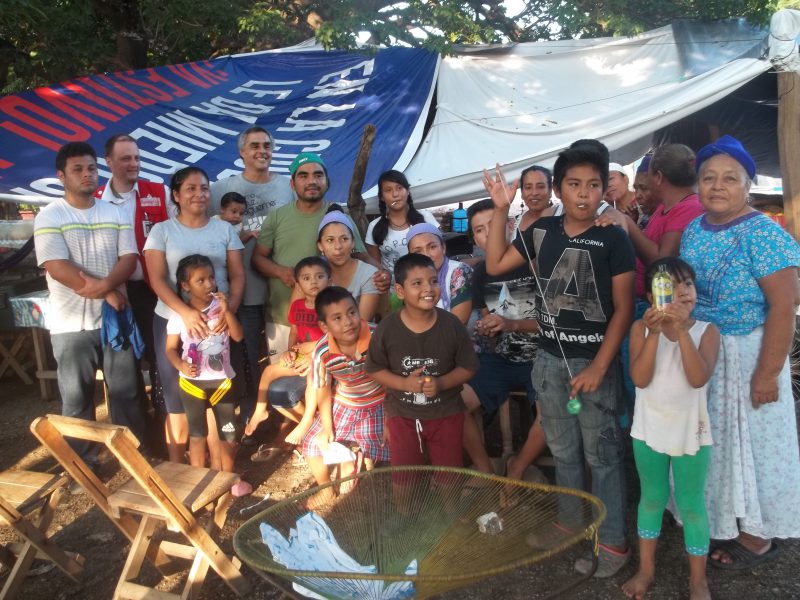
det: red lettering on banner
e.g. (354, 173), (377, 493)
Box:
(62, 81), (130, 116)
(167, 63), (212, 89)
(144, 68), (190, 98)
(85, 76), (143, 109)
(116, 72), (173, 102)
(189, 62), (228, 85)
(0, 159), (13, 168)
(98, 74), (154, 106)
(34, 87), (118, 130)
(201, 61), (229, 81)
(0, 96), (89, 150)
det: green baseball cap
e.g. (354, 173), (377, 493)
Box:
(289, 152), (327, 176)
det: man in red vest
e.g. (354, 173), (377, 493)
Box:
(95, 134), (173, 429)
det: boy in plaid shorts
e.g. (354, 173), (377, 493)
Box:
(300, 286), (389, 506)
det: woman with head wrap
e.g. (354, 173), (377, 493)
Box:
(680, 135), (800, 569)
(317, 209), (382, 322)
(405, 223), (473, 324)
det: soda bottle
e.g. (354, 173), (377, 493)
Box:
(652, 264), (673, 311)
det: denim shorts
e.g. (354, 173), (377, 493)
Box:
(268, 376), (306, 409)
(468, 353), (535, 416)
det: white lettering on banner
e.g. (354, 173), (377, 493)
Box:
(308, 78), (369, 98)
(277, 103), (356, 132)
(11, 177), (65, 197)
(191, 97), (273, 123)
(137, 150), (187, 176)
(317, 60), (375, 84)
(130, 129), (207, 162)
(156, 110), (237, 142)
(143, 122), (216, 151)
(229, 80), (299, 100)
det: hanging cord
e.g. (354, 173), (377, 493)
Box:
(488, 167), (619, 417)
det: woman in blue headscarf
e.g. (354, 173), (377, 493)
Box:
(405, 223), (473, 324)
(680, 135), (800, 569)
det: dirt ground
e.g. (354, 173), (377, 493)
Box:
(1, 377), (799, 600)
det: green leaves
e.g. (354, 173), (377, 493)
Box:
(1, 0), (780, 93)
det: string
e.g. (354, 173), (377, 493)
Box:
(495, 169), (574, 380)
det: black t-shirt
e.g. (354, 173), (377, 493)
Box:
(512, 216), (634, 359)
(471, 261), (539, 363)
(365, 308), (479, 419)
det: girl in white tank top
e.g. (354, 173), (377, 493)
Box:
(624, 257), (720, 600)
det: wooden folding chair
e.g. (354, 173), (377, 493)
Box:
(30, 415), (252, 600)
(0, 470), (84, 599)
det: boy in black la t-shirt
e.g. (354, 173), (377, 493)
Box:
(366, 253), (479, 473)
(482, 141), (635, 578)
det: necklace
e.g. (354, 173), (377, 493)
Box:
(388, 219), (409, 230)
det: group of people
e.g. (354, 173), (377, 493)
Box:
(32, 125), (800, 600)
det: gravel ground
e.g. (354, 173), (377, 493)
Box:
(1, 378), (798, 599)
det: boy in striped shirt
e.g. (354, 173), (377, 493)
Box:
(299, 286), (388, 506)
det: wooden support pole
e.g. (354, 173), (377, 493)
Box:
(347, 124), (377, 239)
(778, 71), (800, 242)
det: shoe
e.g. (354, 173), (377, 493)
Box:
(240, 433), (259, 447)
(574, 543), (631, 578)
(708, 538), (780, 571)
(250, 444), (285, 463)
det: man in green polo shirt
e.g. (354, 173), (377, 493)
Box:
(253, 152), (388, 362)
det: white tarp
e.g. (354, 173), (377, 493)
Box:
(400, 11), (800, 209)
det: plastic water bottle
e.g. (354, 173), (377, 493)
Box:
(452, 202), (468, 233)
(652, 264), (673, 311)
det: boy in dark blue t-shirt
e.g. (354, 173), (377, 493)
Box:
(482, 141), (635, 578)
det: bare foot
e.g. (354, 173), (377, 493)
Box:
(690, 579), (711, 600)
(244, 411), (268, 436)
(302, 487), (336, 511)
(285, 423), (310, 446)
(622, 571), (654, 599)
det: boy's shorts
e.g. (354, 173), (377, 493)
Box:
(468, 353), (535, 417)
(268, 376), (306, 409)
(386, 412), (465, 469)
(301, 402), (389, 463)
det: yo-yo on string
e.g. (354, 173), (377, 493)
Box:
(490, 164), (582, 415)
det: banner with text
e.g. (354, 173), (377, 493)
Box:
(0, 47), (438, 204)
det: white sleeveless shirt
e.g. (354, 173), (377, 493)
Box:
(631, 320), (713, 456)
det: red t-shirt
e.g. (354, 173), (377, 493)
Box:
(635, 194), (704, 298)
(288, 299), (324, 342)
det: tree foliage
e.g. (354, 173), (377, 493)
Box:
(0, 0), (785, 94)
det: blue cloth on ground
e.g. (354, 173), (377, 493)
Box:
(100, 302), (145, 359)
(260, 512), (416, 599)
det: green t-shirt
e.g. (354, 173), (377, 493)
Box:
(257, 201), (366, 325)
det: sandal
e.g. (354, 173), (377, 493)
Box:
(709, 538), (780, 571)
(250, 444), (285, 463)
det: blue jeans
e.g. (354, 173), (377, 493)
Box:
(532, 351), (627, 546)
(468, 353), (535, 420)
(232, 304), (265, 422)
(51, 329), (145, 461)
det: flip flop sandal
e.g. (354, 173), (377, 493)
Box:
(709, 539), (781, 571)
(250, 444), (285, 463)
(339, 448), (364, 494)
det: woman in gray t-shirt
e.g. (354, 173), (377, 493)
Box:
(144, 167), (244, 464)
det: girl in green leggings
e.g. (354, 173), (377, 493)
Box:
(624, 258), (720, 600)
